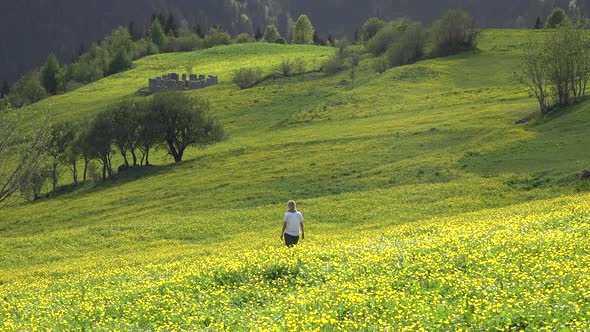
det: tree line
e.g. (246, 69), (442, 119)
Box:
(0, 92), (224, 202)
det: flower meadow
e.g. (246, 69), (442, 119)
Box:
(2, 194), (589, 331)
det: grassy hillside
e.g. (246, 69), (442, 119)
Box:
(2, 30), (590, 330)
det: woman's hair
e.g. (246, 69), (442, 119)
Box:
(287, 200), (296, 211)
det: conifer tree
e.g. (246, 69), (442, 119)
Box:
(41, 53), (60, 94)
(293, 15), (315, 44)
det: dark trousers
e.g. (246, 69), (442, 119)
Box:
(284, 233), (300, 247)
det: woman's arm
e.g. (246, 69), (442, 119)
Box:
(300, 222), (305, 240)
(280, 222), (286, 240)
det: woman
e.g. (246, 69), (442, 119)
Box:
(281, 200), (304, 247)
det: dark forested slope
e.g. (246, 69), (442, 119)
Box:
(0, 0), (586, 84)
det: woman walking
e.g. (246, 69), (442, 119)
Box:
(281, 200), (304, 247)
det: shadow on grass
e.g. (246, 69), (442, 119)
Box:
(42, 164), (176, 201)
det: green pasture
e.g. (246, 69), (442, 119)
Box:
(1, 30), (590, 330)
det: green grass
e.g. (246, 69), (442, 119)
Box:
(2, 30), (590, 330)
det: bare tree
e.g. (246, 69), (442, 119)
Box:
(0, 103), (49, 205)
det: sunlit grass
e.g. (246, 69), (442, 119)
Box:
(2, 30), (590, 330)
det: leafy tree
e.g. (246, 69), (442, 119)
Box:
(386, 22), (425, 67)
(106, 99), (142, 167)
(431, 10), (479, 56)
(519, 20), (590, 113)
(366, 19), (412, 56)
(103, 27), (136, 59)
(0, 102), (49, 204)
(293, 15), (315, 44)
(203, 27), (232, 48)
(86, 111), (115, 181)
(41, 53), (60, 94)
(128, 21), (142, 41)
(109, 49), (132, 74)
(263, 25), (281, 43)
(150, 19), (167, 49)
(7, 71), (47, 107)
(362, 17), (385, 41)
(235, 33), (255, 43)
(47, 122), (75, 190)
(136, 100), (159, 166)
(89, 43), (111, 74)
(545, 7), (568, 28)
(150, 92), (224, 163)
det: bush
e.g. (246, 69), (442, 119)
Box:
(278, 59), (293, 77)
(432, 10), (479, 57)
(263, 25), (281, 43)
(134, 39), (159, 58)
(234, 33), (255, 44)
(293, 58), (307, 74)
(232, 67), (263, 89)
(19, 164), (51, 201)
(323, 53), (346, 75)
(365, 21), (405, 56)
(8, 71), (47, 107)
(204, 27), (232, 48)
(386, 23), (425, 67)
(275, 37), (287, 44)
(164, 29), (202, 52)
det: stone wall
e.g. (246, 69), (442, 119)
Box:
(148, 73), (219, 93)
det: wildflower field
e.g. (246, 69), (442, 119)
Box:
(2, 30), (590, 330)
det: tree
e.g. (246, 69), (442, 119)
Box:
(47, 122), (75, 190)
(0, 103), (49, 204)
(235, 33), (255, 44)
(109, 49), (132, 74)
(0, 80), (9, 98)
(293, 15), (315, 44)
(165, 13), (179, 37)
(150, 19), (167, 49)
(519, 20), (590, 113)
(254, 27), (263, 41)
(263, 25), (281, 43)
(128, 21), (142, 41)
(86, 111), (115, 181)
(362, 17), (386, 41)
(7, 71), (47, 107)
(103, 26), (136, 59)
(151, 92), (224, 163)
(203, 27), (232, 48)
(41, 53), (60, 94)
(106, 99), (142, 167)
(432, 10), (480, 56)
(546, 7), (568, 28)
(534, 16), (543, 29)
(136, 100), (159, 166)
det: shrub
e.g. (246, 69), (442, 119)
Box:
(293, 57), (307, 74)
(323, 53), (346, 75)
(263, 25), (281, 43)
(19, 164), (51, 201)
(234, 33), (255, 44)
(432, 10), (479, 57)
(275, 37), (287, 44)
(386, 23), (425, 67)
(164, 30), (201, 52)
(134, 39), (159, 58)
(232, 67), (263, 89)
(365, 20), (406, 56)
(204, 27), (232, 48)
(278, 59), (293, 77)
(7, 71), (47, 107)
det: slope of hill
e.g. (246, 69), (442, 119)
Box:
(1, 30), (590, 329)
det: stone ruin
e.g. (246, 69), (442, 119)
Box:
(148, 72), (219, 93)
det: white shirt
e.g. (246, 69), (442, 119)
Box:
(284, 211), (303, 236)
